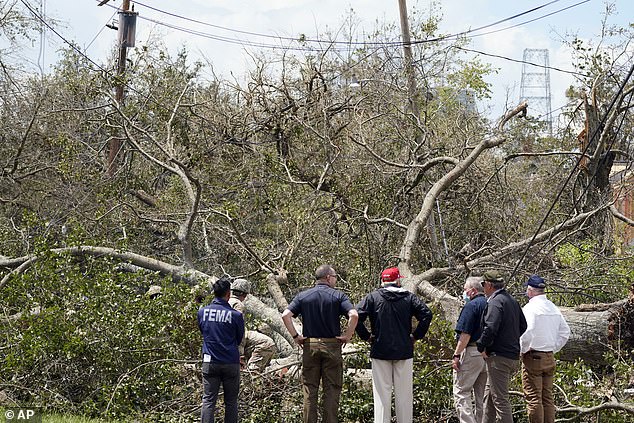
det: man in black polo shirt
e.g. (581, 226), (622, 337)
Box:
(281, 264), (358, 423)
(476, 270), (527, 423)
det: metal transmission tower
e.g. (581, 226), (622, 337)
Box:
(520, 49), (553, 137)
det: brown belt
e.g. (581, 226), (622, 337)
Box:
(305, 337), (340, 343)
(524, 350), (553, 359)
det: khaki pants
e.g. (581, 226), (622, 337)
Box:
(302, 338), (343, 423)
(483, 355), (519, 423)
(244, 331), (276, 372)
(522, 351), (556, 423)
(453, 346), (487, 423)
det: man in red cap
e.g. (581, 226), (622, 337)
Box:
(355, 267), (433, 423)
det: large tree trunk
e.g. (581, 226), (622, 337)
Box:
(560, 298), (634, 363)
(409, 275), (634, 364)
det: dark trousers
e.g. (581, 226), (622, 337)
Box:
(302, 339), (343, 423)
(201, 362), (240, 423)
(522, 352), (556, 423)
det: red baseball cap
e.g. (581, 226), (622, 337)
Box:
(380, 267), (402, 283)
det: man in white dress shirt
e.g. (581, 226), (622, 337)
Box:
(519, 275), (571, 423)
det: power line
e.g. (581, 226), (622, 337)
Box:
(136, 14), (318, 52)
(100, 0), (589, 51)
(20, 0), (108, 78)
(455, 0), (591, 42)
(509, 61), (634, 281)
(85, 8), (118, 52)
(411, 0), (590, 46)
(86, 0), (595, 79)
(452, 46), (587, 77)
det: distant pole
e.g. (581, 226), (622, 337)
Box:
(107, 0), (132, 176)
(397, 0), (420, 118)
(397, 0), (441, 260)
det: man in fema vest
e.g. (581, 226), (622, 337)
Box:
(198, 276), (245, 423)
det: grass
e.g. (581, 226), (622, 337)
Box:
(43, 415), (109, 423)
(1, 408), (111, 423)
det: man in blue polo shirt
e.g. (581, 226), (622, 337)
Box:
(281, 264), (358, 423)
(198, 276), (245, 423)
(452, 276), (488, 423)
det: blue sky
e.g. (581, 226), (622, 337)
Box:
(20, 0), (634, 122)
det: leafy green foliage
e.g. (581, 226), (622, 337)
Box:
(0, 251), (200, 420)
(553, 241), (632, 306)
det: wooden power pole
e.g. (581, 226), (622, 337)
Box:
(101, 0), (136, 176)
(397, 0), (420, 118)
(397, 0), (441, 260)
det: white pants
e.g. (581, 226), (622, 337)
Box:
(371, 358), (413, 423)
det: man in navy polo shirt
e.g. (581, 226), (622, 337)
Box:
(198, 276), (245, 423)
(281, 264), (358, 423)
(452, 276), (488, 423)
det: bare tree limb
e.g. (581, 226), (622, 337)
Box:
(0, 246), (210, 287)
(208, 208), (276, 274)
(557, 401), (634, 420)
(399, 102), (528, 269)
(610, 204), (634, 227)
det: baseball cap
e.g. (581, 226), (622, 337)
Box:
(524, 274), (546, 288)
(482, 270), (504, 283)
(381, 267), (402, 283)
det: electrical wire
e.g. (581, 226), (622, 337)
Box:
(508, 62), (634, 282)
(100, 0), (589, 50)
(87, 0), (595, 76)
(126, 0), (593, 77)
(451, 46), (587, 77)
(137, 14), (320, 52)
(451, 0), (591, 43)
(20, 1), (108, 79)
(85, 8), (118, 52)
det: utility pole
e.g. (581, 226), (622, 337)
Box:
(101, 0), (137, 176)
(397, 0), (420, 119)
(397, 0), (441, 261)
